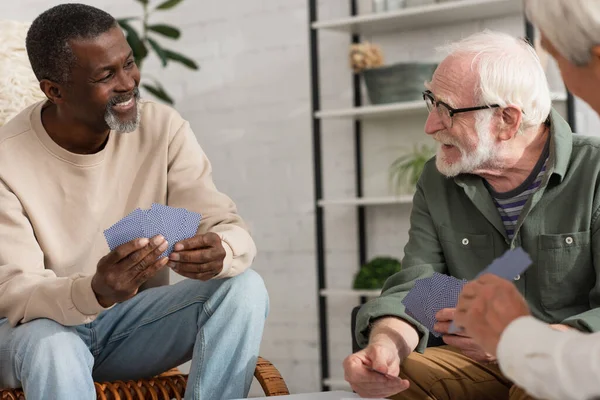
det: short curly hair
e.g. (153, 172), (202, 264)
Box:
(26, 3), (117, 84)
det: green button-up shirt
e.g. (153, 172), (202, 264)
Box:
(356, 110), (600, 352)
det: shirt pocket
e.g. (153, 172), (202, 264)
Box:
(438, 225), (494, 277)
(537, 231), (593, 310)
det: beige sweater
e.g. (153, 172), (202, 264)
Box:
(0, 100), (256, 326)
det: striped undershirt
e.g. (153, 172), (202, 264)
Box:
(486, 137), (550, 240)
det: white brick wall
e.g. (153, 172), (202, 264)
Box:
(3, 0), (600, 397)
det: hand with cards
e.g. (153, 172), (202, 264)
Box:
(401, 273), (467, 338)
(452, 274), (531, 357)
(398, 248), (533, 362)
(401, 247), (532, 339)
(103, 204), (202, 258)
(453, 249), (536, 356)
(92, 204), (204, 308)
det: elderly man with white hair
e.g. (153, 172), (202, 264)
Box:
(451, 1), (600, 400)
(343, 29), (600, 400)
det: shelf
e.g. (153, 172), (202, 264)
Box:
(316, 92), (568, 120)
(312, 0), (523, 35)
(320, 288), (382, 297)
(316, 100), (425, 119)
(318, 195), (413, 207)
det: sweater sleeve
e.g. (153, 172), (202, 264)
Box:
(0, 180), (106, 326)
(165, 121), (257, 278)
(355, 177), (447, 352)
(497, 316), (600, 400)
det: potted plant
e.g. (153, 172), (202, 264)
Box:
(117, 0), (199, 104)
(349, 41), (437, 105)
(353, 256), (402, 290)
(389, 144), (436, 193)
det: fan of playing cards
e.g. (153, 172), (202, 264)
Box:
(401, 247), (533, 337)
(103, 203), (202, 257)
(402, 273), (467, 337)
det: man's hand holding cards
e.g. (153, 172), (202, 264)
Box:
(94, 204), (210, 307)
(401, 247), (533, 337)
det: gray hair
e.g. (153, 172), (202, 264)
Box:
(436, 30), (551, 134)
(525, 0), (600, 66)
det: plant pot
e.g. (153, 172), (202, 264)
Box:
(362, 62), (437, 104)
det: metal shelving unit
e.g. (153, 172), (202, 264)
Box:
(308, 0), (576, 391)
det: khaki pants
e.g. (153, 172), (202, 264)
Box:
(389, 346), (537, 400)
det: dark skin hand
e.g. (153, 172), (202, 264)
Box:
(92, 236), (169, 308)
(169, 232), (226, 280)
(40, 24), (140, 155)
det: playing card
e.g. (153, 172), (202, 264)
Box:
(424, 273), (450, 337)
(429, 275), (467, 337)
(103, 208), (144, 251)
(142, 209), (168, 257)
(402, 278), (433, 331)
(176, 209), (202, 243)
(475, 247), (532, 280)
(152, 204), (187, 254)
(448, 247), (532, 333)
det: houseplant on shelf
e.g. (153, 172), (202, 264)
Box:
(349, 41), (437, 105)
(117, 0), (199, 104)
(389, 144), (436, 193)
(353, 256), (402, 290)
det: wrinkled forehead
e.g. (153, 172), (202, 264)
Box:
(425, 54), (479, 107)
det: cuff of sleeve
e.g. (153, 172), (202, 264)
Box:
(71, 275), (110, 316)
(213, 240), (233, 279)
(355, 298), (429, 353)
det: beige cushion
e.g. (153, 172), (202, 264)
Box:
(0, 20), (46, 127)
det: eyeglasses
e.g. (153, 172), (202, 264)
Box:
(423, 90), (500, 128)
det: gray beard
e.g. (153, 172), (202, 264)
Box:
(104, 103), (141, 133)
(104, 87), (141, 133)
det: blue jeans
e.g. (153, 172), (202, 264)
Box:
(0, 269), (269, 400)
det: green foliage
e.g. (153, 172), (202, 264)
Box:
(389, 144), (436, 193)
(117, 0), (199, 104)
(353, 257), (402, 290)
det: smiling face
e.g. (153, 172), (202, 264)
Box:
(63, 25), (141, 133)
(424, 55), (500, 177)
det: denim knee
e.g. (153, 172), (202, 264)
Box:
(12, 318), (92, 370)
(225, 269), (269, 316)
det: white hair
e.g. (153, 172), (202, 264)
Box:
(526, 0), (600, 66)
(437, 30), (552, 135)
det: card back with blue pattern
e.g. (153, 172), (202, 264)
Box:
(103, 208), (144, 251)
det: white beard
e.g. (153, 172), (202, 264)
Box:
(435, 111), (501, 177)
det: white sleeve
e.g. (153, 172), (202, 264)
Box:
(497, 316), (600, 400)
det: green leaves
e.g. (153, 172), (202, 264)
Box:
(389, 144), (436, 193)
(142, 82), (174, 105)
(118, 19), (148, 67)
(116, 0), (197, 105)
(146, 37), (167, 66)
(163, 49), (199, 70)
(147, 24), (180, 39)
(353, 257), (402, 289)
(155, 0), (185, 10)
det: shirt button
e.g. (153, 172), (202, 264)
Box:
(565, 237), (574, 245)
(514, 274), (521, 281)
(462, 238), (469, 245)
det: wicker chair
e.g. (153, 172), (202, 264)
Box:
(0, 356), (289, 399)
